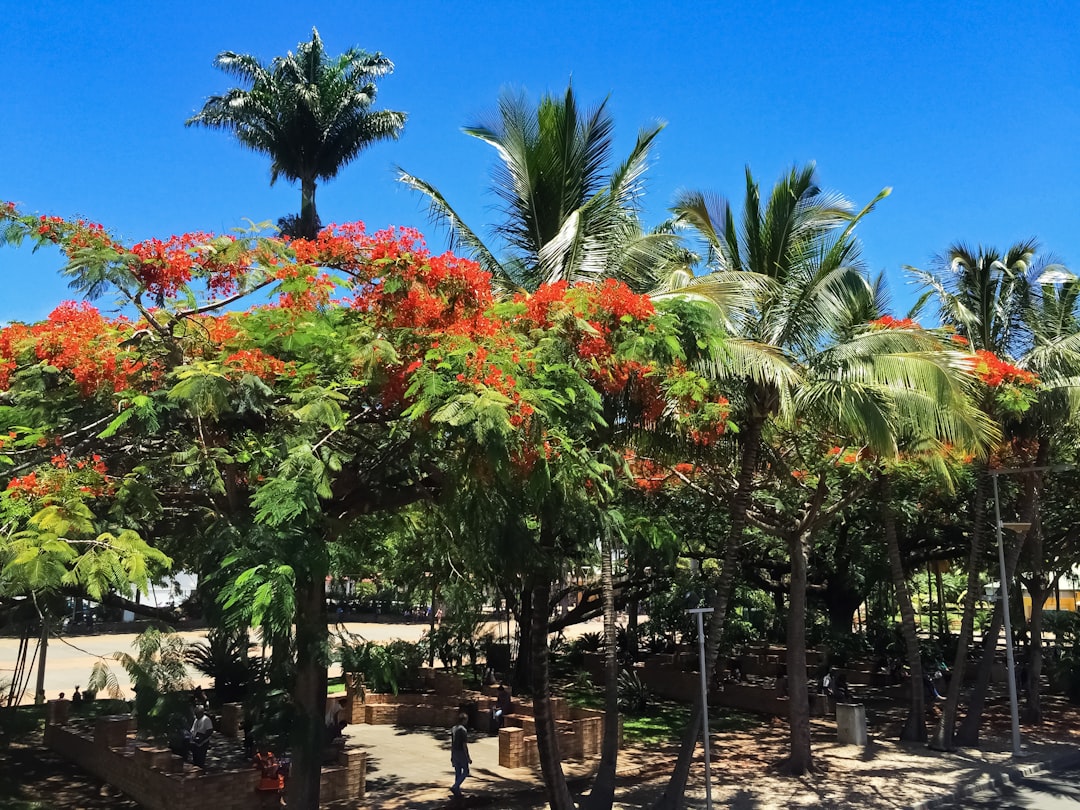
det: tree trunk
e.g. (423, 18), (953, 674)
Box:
(935, 566), (948, 642)
(955, 599), (1003, 747)
(300, 176), (319, 240)
(33, 621), (48, 705)
(784, 531), (813, 774)
(530, 577), (576, 810)
(1020, 446), (1049, 724)
(513, 585), (533, 693)
(584, 526), (619, 810)
(651, 415), (764, 810)
(930, 468), (988, 750)
(287, 570), (329, 810)
(881, 472), (926, 742)
(957, 457), (1042, 744)
(1025, 570), (1047, 724)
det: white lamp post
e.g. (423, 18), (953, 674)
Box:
(688, 606), (714, 809)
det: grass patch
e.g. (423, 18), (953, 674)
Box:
(557, 675), (761, 746)
(327, 683), (346, 695)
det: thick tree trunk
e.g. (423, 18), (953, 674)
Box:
(784, 531), (813, 774)
(513, 586), (533, 693)
(287, 571), (329, 810)
(651, 416), (764, 810)
(300, 176), (319, 240)
(824, 583), (863, 637)
(530, 578), (576, 810)
(930, 469), (988, 750)
(584, 527), (619, 810)
(824, 524), (864, 635)
(881, 473), (926, 742)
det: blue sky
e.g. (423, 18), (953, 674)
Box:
(4, 1), (1078, 322)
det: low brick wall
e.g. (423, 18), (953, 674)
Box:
(496, 701), (615, 768)
(45, 717), (365, 810)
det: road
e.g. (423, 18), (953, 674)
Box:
(0, 615), (602, 704)
(0, 620), (430, 704)
(934, 767), (1080, 809)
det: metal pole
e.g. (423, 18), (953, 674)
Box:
(689, 607), (714, 809)
(992, 473), (1023, 756)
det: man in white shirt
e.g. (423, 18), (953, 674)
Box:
(188, 704), (214, 767)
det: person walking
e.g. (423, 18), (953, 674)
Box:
(450, 712), (471, 798)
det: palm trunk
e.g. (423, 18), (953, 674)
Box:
(287, 570), (329, 810)
(784, 530), (813, 774)
(957, 454), (1042, 743)
(300, 176), (319, 240)
(880, 472), (926, 742)
(530, 577), (576, 810)
(1025, 569), (1047, 724)
(956, 599), (1003, 747)
(651, 416), (763, 810)
(584, 526), (619, 810)
(930, 468), (989, 750)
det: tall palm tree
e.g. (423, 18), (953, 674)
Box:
(402, 85), (715, 810)
(400, 85), (679, 297)
(910, 241), (1054, 749)
(187, 28), (406, 239)
(652, 165), (992, 799)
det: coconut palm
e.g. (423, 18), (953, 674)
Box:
(909, 242), (1071, 748)
(652, 165), (993, 797)
(399, 85), (684, 297)
(402, 85), (700, 810)
(187, 28), (406, 239)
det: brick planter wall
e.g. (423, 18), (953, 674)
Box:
(45, 720), (365, 810)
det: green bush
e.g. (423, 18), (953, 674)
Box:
(338, 635), (422, 694)
(617, 668), (650, 714)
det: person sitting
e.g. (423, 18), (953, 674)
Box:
(492, 684), (512, 730)
(325, 698), (348, 743)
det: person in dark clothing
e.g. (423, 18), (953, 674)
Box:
(450, 712), (471, 797)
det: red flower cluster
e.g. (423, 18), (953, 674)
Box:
(224, 349), (291, 382)
(0, 302), (148, 395)
(5, 471), (61, 499)
(869, 315), (920, 329)
(129, 232), (212, 298)
(968, 350), (1037, 387)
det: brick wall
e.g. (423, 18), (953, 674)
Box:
(45, 720), (365, 810)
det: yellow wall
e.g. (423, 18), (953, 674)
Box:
(1022, 590), (1078, 618)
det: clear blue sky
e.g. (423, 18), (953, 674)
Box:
(4, 1), (1078, 323)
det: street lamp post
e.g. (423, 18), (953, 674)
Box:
(688, 606), (714, 810)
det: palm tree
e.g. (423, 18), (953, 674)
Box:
(910, 241), (1050, 749)
(399, 85), (677, 297)
(187, 28), (406, 239)
(652, 165), (991, 797)
(401, 85), (688, 810)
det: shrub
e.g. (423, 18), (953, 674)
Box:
(186, 628), (256, 703)
(617, 668), (650, 714)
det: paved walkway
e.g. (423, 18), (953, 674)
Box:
(336, 712), (1080, 809)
